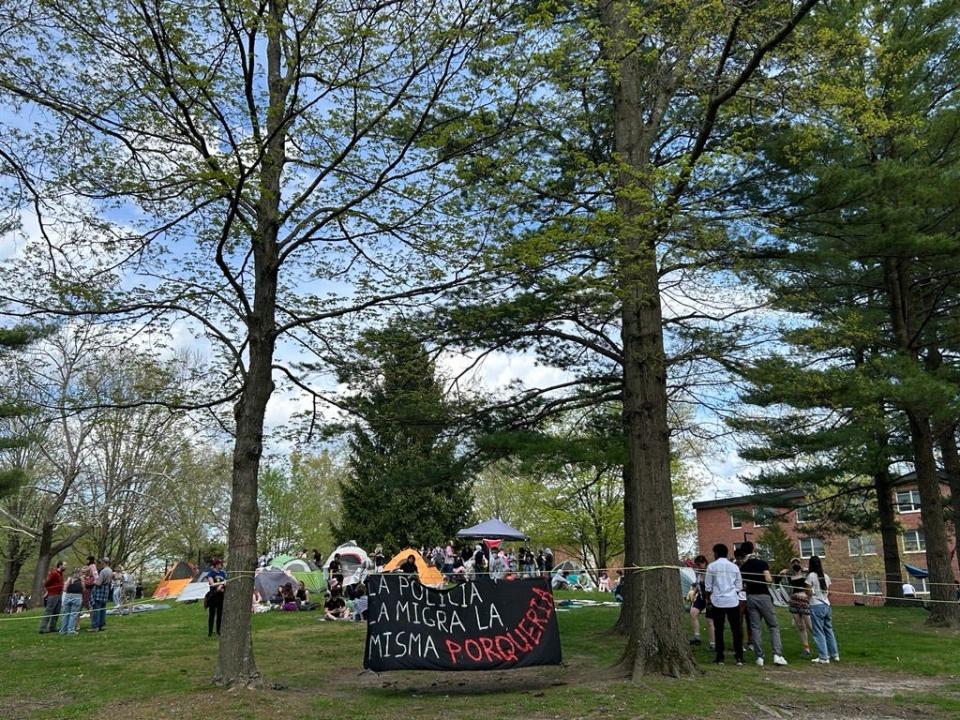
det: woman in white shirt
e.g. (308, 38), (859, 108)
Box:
(806, 555), (839, 664)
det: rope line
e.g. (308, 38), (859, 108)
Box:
(2, 564), (955, 624)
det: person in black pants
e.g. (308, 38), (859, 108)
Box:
(206, 558), (226, 637)
(704, 543), (744, 665)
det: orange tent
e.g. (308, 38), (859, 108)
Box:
(382, 548), (444, 587)
(152, 560), (197, 599)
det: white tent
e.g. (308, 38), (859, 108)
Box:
(323, 541), (370, 586)
(177, 572), (213, 603)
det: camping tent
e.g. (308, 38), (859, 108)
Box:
(270, 554), (296, 568)
(456, 518), (528, 541)
(177, 571), (213, 603)
(322, 541), (370, 586)
(292, 571), (326, 593)
(254, 567), (301, 602)
(282, 558), (312, 573)
(152, 561), (197, 599)
(383, 548), (445, 587)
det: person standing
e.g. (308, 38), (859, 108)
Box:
(82, 555), (97, 612)
(786, 558), (813, 656)
(206, 558), (226, 637)
(688, 555), (714, 650)
(807, 555), (839, 664)
(112, 565), (125, 608)
(739, 541), (787, 667)
(328, 553), (343, 586)
(38, 561), (65, 634)
(88, 557), (113, 632)
(60, 567), (84, 635)
(704, 543), (744, 665)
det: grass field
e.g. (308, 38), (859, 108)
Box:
(2, 592), (959, 719)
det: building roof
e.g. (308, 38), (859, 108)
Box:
(693, 471), (947, 512)
(693, 489), (805, 511)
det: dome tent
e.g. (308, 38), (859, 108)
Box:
(382, 548), (445, 588)
(152, 561), (197, 599)
(322, 541), (370, 586)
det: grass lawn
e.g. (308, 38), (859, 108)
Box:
(2, 592), (959, 719)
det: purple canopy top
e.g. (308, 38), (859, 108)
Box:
(456, 517), (528, 541)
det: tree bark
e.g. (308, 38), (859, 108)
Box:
(906, 411), (959, 624)
(29, 521), (54, 609)
(937, 424), (960, 574)
(874, 470), (907, 607)
(599, 0), (695, 675)
(1, 532), (30, 613)
(214, 0), (287, 686)
(883, 257), (959, 625)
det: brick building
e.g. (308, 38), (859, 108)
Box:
(693, 478), (958, 606)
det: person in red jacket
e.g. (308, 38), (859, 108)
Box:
(39, 561), (65, 634)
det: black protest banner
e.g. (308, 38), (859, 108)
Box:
(363, 574), (562, 671)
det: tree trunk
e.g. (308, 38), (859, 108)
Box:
(907, 411), (959, 625)
(1, 532), (29, 612)
(937, 424), (960, 574)
(874, 470), (907, 607)
(29, 521), (54, 609)
(883, 257), (959, 625)
(599, 0), (694, 678)
(213, 0), (286, 686)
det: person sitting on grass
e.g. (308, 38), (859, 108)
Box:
(280, 582), (299, 611)
(324, 588), (350, 621)
(352, 584), (369, 622)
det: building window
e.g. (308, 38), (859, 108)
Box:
(902, 529), (926, 553)
(755, 542), (773, 561)
(847, 535), (877, 556)
(730, 512), (742, 529)
(799, 537), (825, 559)
(753, 507), (774, 527)
(795, 505), (819, 524)
(896, 490), (921, 513)
(852, 574), (882, 595)
(917, 577), (930, 595)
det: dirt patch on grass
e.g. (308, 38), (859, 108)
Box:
(748, 664), (960, 720)
(766, 664), (951, 697)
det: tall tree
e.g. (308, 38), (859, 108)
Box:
(430, 0), (821, 677)
(0, 0), (514, 685)
(0, 324), (45, 497)
(735, 0), (960, 623)
(334, 325), (473, 551)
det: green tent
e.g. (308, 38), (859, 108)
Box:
(293, 571), (327, 593)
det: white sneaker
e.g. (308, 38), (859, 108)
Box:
(811, 657), (830, 664)
(773, 655), (788, 666)
(755, 657), (764, 666)
(831, 655), (839, 662)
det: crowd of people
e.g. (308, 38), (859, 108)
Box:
(30, 556), (127, 635)
(688, 541), (840, 666)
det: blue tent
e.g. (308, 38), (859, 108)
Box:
(903, 563), (929, 579)
(456, 518), (528, 540)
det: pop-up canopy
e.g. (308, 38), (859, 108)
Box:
(456, 517), (528, 541)
(903, 562), (929, 579)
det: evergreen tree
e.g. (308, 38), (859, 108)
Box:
(756, 521), (799, 576)
(334, 326), (472, 551)
(733, 0), (960, 622)
(0, 325), (45, 497)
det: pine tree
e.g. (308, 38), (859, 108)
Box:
(334, 326), (472, 551)
(0, 325), (45, 497)
(733, 0), (960, 623)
